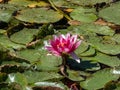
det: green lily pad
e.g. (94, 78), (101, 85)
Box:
(34, 81), (69, 90)
(7, 73), (28, 89)
(69, 23), (115, 36)
(70, 0), (111, 6)
(15, 49), (41, 63)
(15, 46), (62, 71)
(75, 41), (89, 55)
(15, 8), (63, 23)
(8, 0), (49, 7)
(0, 4), (21, 23)
(0, 35), (25, 50)
(111, 34), (120, 44)
(36, 50), (62, 71)
(87, 35), (120, 55)
(0, 9), (13, 23)
(99, 2), (120, 25)
(80, 68), (120, 90)
(82, 52), (120, 67)
(70, 7), (97, 23)
(80, 46), (96, 56)
(67, 69), (84, 81)
(10, 28), (39, 45)
(24, 71), (63, 84)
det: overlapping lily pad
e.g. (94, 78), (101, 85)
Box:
(15, 8), (63, 23)
(0, 34), (25, 50)
(10, 28), (39, 45)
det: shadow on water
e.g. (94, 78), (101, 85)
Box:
(66, 58), (99, 71)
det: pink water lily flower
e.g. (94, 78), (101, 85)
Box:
(45, 33), (82, 63)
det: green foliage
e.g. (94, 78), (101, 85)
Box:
(80, 68), (120, 90)
(70, 7), (97, 23)
(15, 8), (63, 23)
(0, 0), (120, 89)
(99, 2), (120, 24)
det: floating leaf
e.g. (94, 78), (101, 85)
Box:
(99, 2), (120, 25)
(69, 23), (115, 36)
(36, 50), (62, 71)
(67, 69), (84, 81)
(24, 71), (63, 84)
(0, 35), (25, 50)
(80, 68), (120, 90)
(10, 28), (39, 45)
(111, 34), (120, 44)
(70, 7), (97, 23)
(16, 49), (41, 63)
(75, 41), (89, 55)
(0, 9), (13, 23)
(8, 0), (49, 7)
(70, 0), (111, 6)
(82, 52), (120, 67)
(80, 46), (96, 56)
(34, 81), (69, 90)
(7, 73), (28, 90)
(15, 8), (63, 23)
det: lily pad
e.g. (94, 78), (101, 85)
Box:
(34, 81), (69, 90)
(15, 8), (63, 23)
(0, 34), (25, 50)
(24, 71), (63, 84)
(111, 34), (120, 44)
(70, 0), (111, 6)
(10, 28), (39, 45)
(7, 73), (28, 89)
(70, 7), (97, 23)
(99, 2), (120, 25)
(75, 41), (89, 55)
(80, 68), (120, 90)
(0, 9), (13, 23)
(82, 52), (120, 67)
(67, 69), (84, 81)
(80, 46), (96, 56)
(8, 0), (49, 7)
(69, 23), (115, 36)
(15, 49), (41, 63)
(36, 50), (62, 71)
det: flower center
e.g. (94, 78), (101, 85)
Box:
(57, 42), (67, 48)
